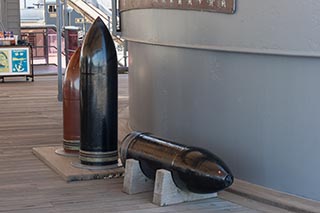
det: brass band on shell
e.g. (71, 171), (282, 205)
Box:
(63, 139), (80, 151)
(79, 150), (118, 165)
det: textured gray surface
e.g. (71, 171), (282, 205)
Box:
(121, 1), (320, 201)
(121, 1), (320, 57)
(0, 0), (21, 35)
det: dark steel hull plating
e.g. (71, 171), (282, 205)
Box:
(80, 17), (118, 166)
(63, 47), (81, 153)
(121, 132), (233, 194)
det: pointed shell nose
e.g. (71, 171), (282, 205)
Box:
(224, 175), (233, 187)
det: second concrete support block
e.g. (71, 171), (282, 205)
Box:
(153, 169), (217, 206)
(123, 159), (217, 206)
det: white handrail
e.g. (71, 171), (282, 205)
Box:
(64, 0), (122, 43)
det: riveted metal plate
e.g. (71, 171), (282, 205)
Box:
(120, 0), (236, 14)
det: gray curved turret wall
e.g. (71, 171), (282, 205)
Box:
(121, 0), (320, 201)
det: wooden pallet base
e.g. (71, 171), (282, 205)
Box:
(32, 146), (124, 182)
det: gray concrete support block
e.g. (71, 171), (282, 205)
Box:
(122, 159), (217, 206)
(152, 169), (217, 206)
(122, 159), (154, 194)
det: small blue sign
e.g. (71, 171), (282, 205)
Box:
(11, 49), (28, 73)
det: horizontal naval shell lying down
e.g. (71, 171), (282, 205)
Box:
(121, 132), (233, 194)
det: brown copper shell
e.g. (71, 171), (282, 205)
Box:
(63, 47), (81, 152)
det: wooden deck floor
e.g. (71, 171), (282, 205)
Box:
(0, 75), (291, 213)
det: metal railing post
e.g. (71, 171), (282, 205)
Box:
(112, 0), (121, 36)
(56, 0), (63, 102)
(123, 40), (128, 67)
(44, 28), (49, 65)
(108, 16), (111, 30)
(64, 0), (68, 26)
